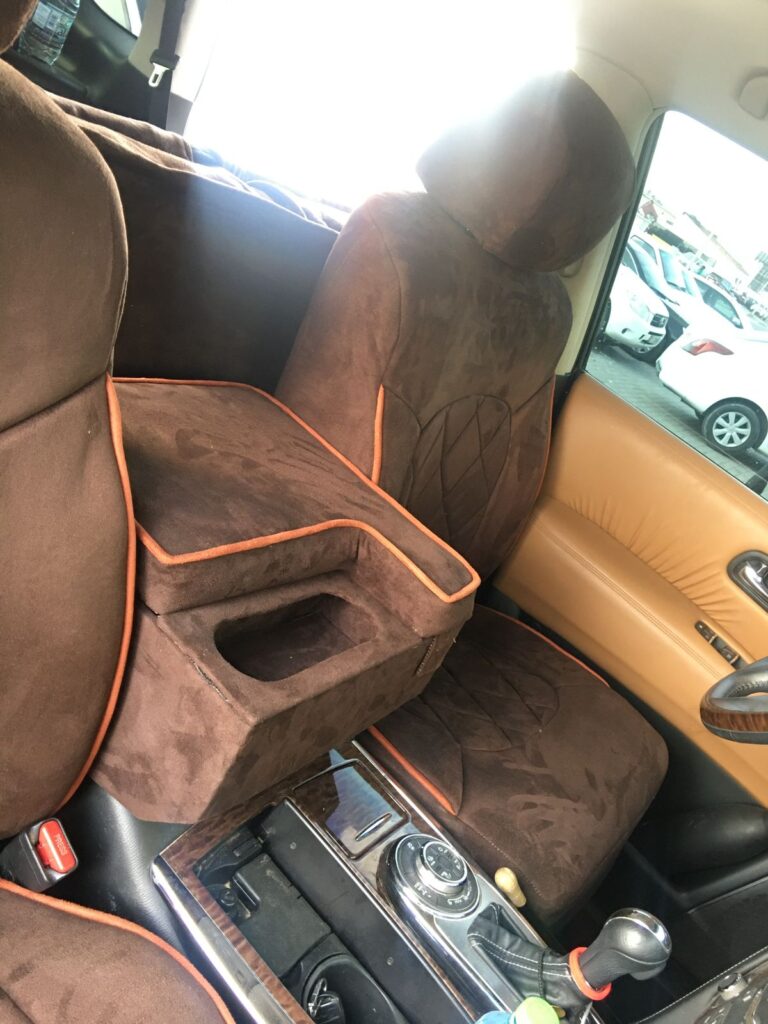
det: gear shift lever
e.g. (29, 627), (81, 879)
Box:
(469, 904), (671, 1019)
(578, 908), (671, 990)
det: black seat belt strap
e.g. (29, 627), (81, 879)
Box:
(147, 0), (187, 128)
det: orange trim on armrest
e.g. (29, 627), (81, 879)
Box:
(367, 725), (457, 814)
(371, 384), (385, 485)
(56, 375), (137, 810)
(0, 878), (236, 1023)
(115, 378), (480, 605)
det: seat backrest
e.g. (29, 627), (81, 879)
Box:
(277, 71), (634, 576)
(0, 7), (134, 835)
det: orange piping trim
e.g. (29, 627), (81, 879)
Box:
(568, 946), (612, 1001)
(367, 725), (457, 815)
(0, 878), (236, 1024)
(136, 518), (465, 604)
(56, 375), (137, 809)
(115, 377), (480, 604)
(484, 606), (610, 688)
(371, 384), (385, 485)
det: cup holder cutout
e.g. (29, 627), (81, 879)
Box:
(215, 594), (375, 681)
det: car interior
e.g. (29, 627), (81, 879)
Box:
(1, 1), (768, 1023)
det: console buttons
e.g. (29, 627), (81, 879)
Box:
(417, 840), (468, 894)
(388, 834), (479, 917)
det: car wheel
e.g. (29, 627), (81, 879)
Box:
(702, 402), (764, 454)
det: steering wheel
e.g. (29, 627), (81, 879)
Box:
(701, 657), (768, 744)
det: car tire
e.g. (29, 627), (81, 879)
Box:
(702, 402), (764, 454)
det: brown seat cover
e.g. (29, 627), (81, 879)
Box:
(0, 51), (133, 838)
(277, 71), (668, 921)
(0, 9), (232, 1021)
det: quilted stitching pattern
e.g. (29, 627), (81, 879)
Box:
(406, 396), (511, 553)
(366, 608), (669, 921)
(421, 639), (559, 754)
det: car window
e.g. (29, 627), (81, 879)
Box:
(587, 112), (768, 500)
(93, 0), (144, 35)
(631, 235), (656, 261)
(659, 250), (696, 295)
(630, 243), (667, 293)
(183, 0), (576, 207)
(696, 280), (744, 327)
(621, 250), (635, 270)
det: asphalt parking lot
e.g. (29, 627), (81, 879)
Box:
(587, 344), (768, 497)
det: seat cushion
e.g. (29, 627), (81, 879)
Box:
(363, 606), (668, 923)
(0, 880), (233, 1023)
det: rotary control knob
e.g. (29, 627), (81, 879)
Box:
(417, 840), (468, 894)
(387, 834), (480, 917)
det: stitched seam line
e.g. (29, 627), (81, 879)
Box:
(536, 516), (724, 677)
(546, 498), (755, 661)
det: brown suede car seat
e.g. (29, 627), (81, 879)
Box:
(277, 71), (669, 924)
(0, 8), (232, 1020)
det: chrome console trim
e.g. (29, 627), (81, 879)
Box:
(151, 859), (294, 1024)
(153, 746), (602, 1024)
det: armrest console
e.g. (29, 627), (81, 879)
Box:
(93, 380), (478, 821)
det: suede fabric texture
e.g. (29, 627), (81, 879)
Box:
(61, 116), (336, 391)
(0, 67), (126, 433)
(0, 63), (131, 836)
(0, 0), (36, 51)
(0, 883), (234, 1024)
(277, 74), (661, 921)
(116, 380), (477, 631)
(278, 192), (569, 577)
(417, 71), (635, 272)
(94, 578), (459, 821)
(364, 607), (668, 924)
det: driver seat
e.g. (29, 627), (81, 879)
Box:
(0, 5), (231, 1019)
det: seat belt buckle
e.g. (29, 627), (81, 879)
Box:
(0, 818), (78, 891)
(148, 48), (180, 88)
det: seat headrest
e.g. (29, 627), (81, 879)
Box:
(0, 0), (36, 52)
(0, 60), (127, 431)
(417, 70), (635, 272)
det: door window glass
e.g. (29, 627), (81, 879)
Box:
(93, 0), (143, 35)
(587, 112), (768, 499)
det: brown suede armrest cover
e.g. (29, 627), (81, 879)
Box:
(116, 379), (477, 636)
(93, 380), (477, 820)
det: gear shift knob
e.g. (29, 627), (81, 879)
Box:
(578, 909), (671, 990)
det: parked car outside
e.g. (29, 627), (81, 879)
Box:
(658, 326), (768, 455)
(600, 252), (669, 355)
(623, 240), (700, 360)
(693, 275), (747, 330)
(624, 235), (750, 361)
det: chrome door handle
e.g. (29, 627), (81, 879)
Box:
(729, 551), (768, 612)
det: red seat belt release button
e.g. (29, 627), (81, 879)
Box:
(0, 817), (78, 891)
(36, 819), (77, 875)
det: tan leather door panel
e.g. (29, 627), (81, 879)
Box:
(496, 374), (768, 804)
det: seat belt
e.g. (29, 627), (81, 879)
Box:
(147, 0), (187, 128)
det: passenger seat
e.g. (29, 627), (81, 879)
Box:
(277, 71), (668, 924)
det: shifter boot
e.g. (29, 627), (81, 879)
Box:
(469, 906), (600, 1021)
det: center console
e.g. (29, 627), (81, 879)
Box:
(152, 743), (554, 1024)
